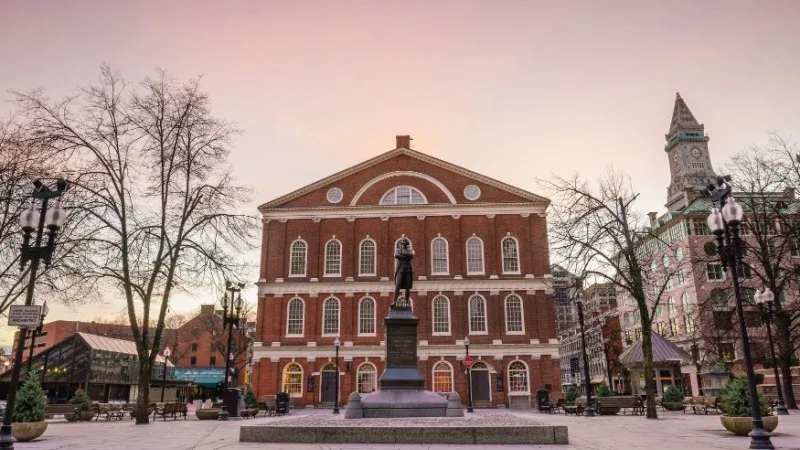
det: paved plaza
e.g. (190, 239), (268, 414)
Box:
(14, 408), (800, 449)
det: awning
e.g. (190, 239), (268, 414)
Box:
(590, 376), (606, 384)
(174, 368), (225, 389)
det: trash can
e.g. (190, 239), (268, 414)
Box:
(536, 388), (550, 409)
(224, 388), (242, 417)
(275, 392), (290, 415)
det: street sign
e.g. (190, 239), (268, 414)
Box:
(464, 356), (474, 368)
(8, 305), (43, 328)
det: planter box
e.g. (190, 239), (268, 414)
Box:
(662, 402), (684, 411)
(12, 422), (47, 442)
(65, 411), (95, 422)
(720, 415), (779, 436)
(196, 409), (221, 420)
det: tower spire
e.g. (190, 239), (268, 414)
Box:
(667, 92), (702, 137)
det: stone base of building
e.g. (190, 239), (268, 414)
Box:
(240, 414), (569, 445)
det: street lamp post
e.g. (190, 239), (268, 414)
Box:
(704, 177), (773, 449)
(26, 301), (49, 374)
(464, 336), (474, 413)
(575, 295), (596, 416)
(333, 337), (341, 414)
(161, 347), (171, 402)
(218, 281), (245, 421)
(0, 179), (68, 450)
(755, 289), (789, 416)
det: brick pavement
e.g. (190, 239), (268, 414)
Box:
(16, 408), (800, 449)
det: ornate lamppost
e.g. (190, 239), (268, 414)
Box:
(218, 281), (244, 421)
(575, 294), (596, 416)
(464, 336), (474, 413)
(0, 179), (68, 450)
(26, 301), (49, 373)
(160, 347), (171, 402)
(333, 337), (341, 414)
(704, 177), (773, 449)
(755, 289), (789, 416)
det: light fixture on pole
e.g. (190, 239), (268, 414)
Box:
(333, 337), (341, 414)
(464, 336), (473, 413)
(1, 179), (68, 450)
(161, 347), (171, 402)
(704, 177), (774, 450)
(575, 290), (596, 417)
(755, 289), (789, 416)
(219, 281), (245, 421)
(26, 301), (49, 374)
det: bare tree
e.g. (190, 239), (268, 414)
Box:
(193, 299), (255, 381)
(14, 65), (258, 424)
(542, 169), (686, 419)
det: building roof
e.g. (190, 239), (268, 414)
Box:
(618, 332), (692, 366)
(77, 333), (172, 365)
(667, 92), (703, 137)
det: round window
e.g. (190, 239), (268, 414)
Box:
(464, 185), (481, 201)
(326, 187), (343, 204)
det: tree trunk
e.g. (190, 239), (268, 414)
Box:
(641, 327), (658, 419)
(135, 362), (153, 424)
(774, 312), (797, 408)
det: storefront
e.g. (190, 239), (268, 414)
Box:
(174, 367), (225, 401)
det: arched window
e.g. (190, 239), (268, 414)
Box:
(505, 294), (524, 333)
(324, 239), (342, 276)
(282, 363), (303, 396)
(681, 292), (691, 312)
(466, 237), (484, 274)
(468, 294), (487, 334)
(623, 312), (631, 326)
(432, 361), (453, 393)
(432, 295), (450, 335)
(359, 239), (376, 276)
(289, 239), (307, 276)
(684, 315), (695, 333)
(357, 362), (377, 394)
(431, 237), (449, 274)
(667, 297), (677, 316)
(508, 361), (529, 392)
(710, 289), (729, 308)
(322, 297), (340, 335)
(286, 297), (304, 336)
(358, 297), (376, 335)
(501, 237), (520, 274)
(380, 186), (427, 205)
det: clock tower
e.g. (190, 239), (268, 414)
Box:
(664, 93), (717, 211)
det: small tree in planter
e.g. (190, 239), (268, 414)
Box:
(12, 374), (48, 441)
(596, 382), (613, 397)
(718, 374), (776, 436)
(565, 387), (579, 405)
(662, 386), (685, 411)
(244, 385), (258, 409)
(67, 388), (94, 421)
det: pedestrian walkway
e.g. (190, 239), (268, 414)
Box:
(17, 408), (800, 449)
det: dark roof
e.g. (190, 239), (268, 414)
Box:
(618, 332), (692, 366)
(77, 333), (171, 365)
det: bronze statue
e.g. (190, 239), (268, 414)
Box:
(391, 239), (414, 308)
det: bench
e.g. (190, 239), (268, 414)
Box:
(241, 408), (259, 419)
(563, 397), (587, 416)
(683, 396), (718, 415)
(153, 402), (187, 420)
(259, 401), (276, 417)
(45, 404), (80, 419)
(595, 396), (643, 415)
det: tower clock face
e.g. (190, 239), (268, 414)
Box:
(690, 147), (702, 159)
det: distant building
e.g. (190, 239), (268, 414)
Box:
(551, 264), (577, 334)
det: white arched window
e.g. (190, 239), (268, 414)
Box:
(468, 294), (487, 334)
(282, 363), (303, 396)
(667, 297), (677, 316)
(432, 295), (450, 335)
(466, 236), (484, 274)
(358, 297), (376, 336)
(289, 239), (307, 276)
(322, 297), (340, 335)
(359, 239), (376, 276)
(505, 294), (524, 334)
(431, 237), (449, 275)
(681, 292), (691, 312)
(501, 236), (520, 274)
(286, 297), (304, 336)
(508, 361), (529, 393)
(432, 361), (453, 393)
(380, 186), (427, 205)
(324, 239), (342, 276)
(357, 362), (378, 394)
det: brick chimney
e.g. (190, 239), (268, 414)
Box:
(200, 304), (215, 316)
(396, 135), (412, 149)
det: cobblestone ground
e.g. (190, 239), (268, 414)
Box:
(15, 408), (800, 449)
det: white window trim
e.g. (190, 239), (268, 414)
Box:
(501, 236), (522, 275)
(468, 294), (489, 335)
(466, 236), (485, 275)
(431, 295), (451, 336)
(504, 294), (525, 335)
(432, 360), (454, 393)
(285, 297), (305, 337)
(379, 185), (429, 205)
(282, 363), (304, 398)
(507, 360), (530, 394)
(357, 296), (377, 337)
(430, 237), (450, 275)
(706, 263), (725, 281)
(321, 296), (341, 336)
(358, 238), (377, 276)
(356, 362), (378, 394)
(323, 238), (343, 277)
(288, 238), (308, 278)
(394, 236), (413, 251)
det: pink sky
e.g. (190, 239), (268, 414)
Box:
(1, 1), (799, 344)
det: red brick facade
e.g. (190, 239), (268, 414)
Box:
(252, 137), (559, 408)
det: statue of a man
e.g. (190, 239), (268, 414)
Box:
(391, 239), (415, 308)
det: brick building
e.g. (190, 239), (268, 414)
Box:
(252, 136), (559, 408)
(13, 320), (136, 363)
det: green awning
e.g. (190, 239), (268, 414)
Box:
(174, 368), (224, 389)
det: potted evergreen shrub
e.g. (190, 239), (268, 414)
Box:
(65, 388), (94, 421)
(11, 374), (48, 442)
(718, 374), (777, 436)
(662, 386), (685, 411)
(242, 385), (259, 418)
(594, 382), (621, 415)
(564, 386), (579, 405)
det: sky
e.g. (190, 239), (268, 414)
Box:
(1, 1), (799, 344)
